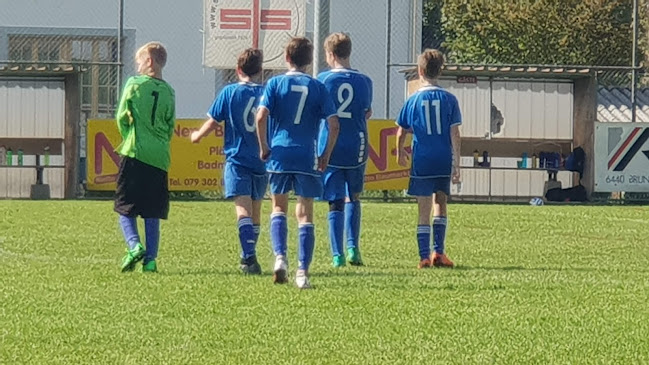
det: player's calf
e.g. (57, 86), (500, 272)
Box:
(328, 199), (345, 267)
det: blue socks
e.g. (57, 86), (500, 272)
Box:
(417, 225), (431, 260)
(328, 211), (344, 257)
(270, 212), (287, 256)
(253, 224), (261, 244)
(345, 201), (361, 249)
(118, 215), (140, 250)
(298, 223), (315, 270)
(433, 216), (447, 255)
(238, 217), (256, 259)
(144, 218), (160, 263)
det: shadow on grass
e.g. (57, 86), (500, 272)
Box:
(454, 265), (648, 273)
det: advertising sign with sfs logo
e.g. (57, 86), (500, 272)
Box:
(595, 122), (649, 192)
(203, 0), (306, 69)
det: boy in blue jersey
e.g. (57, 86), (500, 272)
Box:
(256, 37), (340, 289)
(317, 33), (373, 268)
(396, 49), (461, 269)
(191, 48), (267, 275)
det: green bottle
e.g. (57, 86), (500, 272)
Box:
(6, 148), (13, 166)
(17, 149), (23, 166)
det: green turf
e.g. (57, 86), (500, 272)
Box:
(1, 201), (648, 364)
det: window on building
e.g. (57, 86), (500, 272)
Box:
(8, 35), (119, 118)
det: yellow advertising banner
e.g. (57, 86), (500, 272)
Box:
(364, 120), (411, 191)
(86, 119), (411, 192)
(87, 119), (226, 191)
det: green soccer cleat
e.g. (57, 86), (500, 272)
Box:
(142, 260), (158, 273)
(120, 243), (145, 272)
(332, 255), (346, 268)
(347, 247), (364, 266)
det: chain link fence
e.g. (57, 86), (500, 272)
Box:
(1, 0), (647, 201)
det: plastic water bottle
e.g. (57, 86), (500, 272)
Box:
(44, 146), (50, 166)
(0, 146), (6, 165)
(17, 149), (23, 166)
(521, 152), (528, 168)
(6, 148), (13, 166)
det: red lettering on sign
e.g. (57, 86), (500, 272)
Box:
(219, 0), (292, 48)
(220, 9), (252, 30)
(368, 126), (412, 171)
(260, 10), (291, 30)
(94, 132), (120, 175)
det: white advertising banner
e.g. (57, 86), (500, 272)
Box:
(203, 0), (307, 69)
(595, 122), (649, 192)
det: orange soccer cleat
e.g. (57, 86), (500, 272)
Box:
(432, 253), (454, 268)
(418, 258), (432, 269)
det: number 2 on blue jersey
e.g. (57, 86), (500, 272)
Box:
(422, 99), (441, 135)
(337, 83), (354, 118)
(291, 85), (308, 124)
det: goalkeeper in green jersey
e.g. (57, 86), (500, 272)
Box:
(114, 42), (176, 273)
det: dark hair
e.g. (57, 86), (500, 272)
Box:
(285, 37), (313, 68)
(237, 48), (263, 77)
(418, 49), (444, 79)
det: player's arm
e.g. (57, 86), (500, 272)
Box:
(255, 107), (270, 161)
(193, 88), (227, 144)
(450, 96), (462, 183)
(395, 100), (412, 167)
(365, 76), (374, 120)
(191, 117), (218, 143)
(317, 84), (340, 171)
(396, 126), (410, 167)
(115, 79), (135, 139)
(318, 114), (340, 171)
(167, 90), (176, 139)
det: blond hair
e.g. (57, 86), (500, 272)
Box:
(418, 49), (444, 80)
(136, 42), (168, 69)
(324, 32), (352, 59)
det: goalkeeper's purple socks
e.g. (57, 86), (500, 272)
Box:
(118, 215), (140, 250)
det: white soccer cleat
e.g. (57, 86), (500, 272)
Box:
(273, 255), (288, 284)
(295, 269), (311, 289)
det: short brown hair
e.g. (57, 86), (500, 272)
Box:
(237, 48), (263, 77)
(418, 49), (444, 79)
(136, 42), (168, 69)
(324, 32), (352, 59)
(285, 37), (313, 68)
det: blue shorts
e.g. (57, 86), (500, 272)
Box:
(269, 173), (323, 198)
(407, 177), (451, 196)
(224, 162), (268, 200)
(322, 165), (366, 201)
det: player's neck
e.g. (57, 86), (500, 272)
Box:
(238, 76), (259, 84)
(288, 65), (308, 73)
(332, 59), (351, 69)
(142, 69), (162, 80)
(420, 78), (438, 87)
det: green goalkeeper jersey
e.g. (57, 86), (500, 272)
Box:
(115, 75), (176, 171)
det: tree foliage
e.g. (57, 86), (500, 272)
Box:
(423, 0), (647, 67)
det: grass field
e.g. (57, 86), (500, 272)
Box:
(1, 200), (648, 364)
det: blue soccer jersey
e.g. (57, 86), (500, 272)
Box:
(208, 81), (265, 174)
(259, 71), (337, 175)
(317, 69), (373, 168)
(396, 86), (462, 177)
